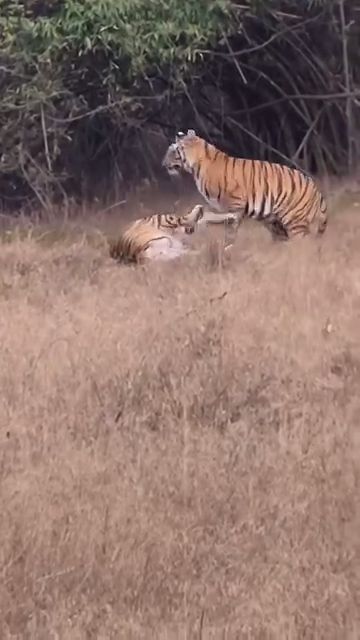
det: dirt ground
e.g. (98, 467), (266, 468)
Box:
(1, 182), (360, 639)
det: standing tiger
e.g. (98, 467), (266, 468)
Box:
(109, 204), (204, 264)
(162, 129), (328, 241)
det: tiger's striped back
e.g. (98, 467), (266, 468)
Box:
(162, 129), (327, 239)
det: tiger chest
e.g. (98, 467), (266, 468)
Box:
(195, 176), (226, 212)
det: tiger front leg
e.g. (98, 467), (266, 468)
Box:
(202, 210), (242, 240)
(201, 211), (239, 226)
(223, 211), (243, 247)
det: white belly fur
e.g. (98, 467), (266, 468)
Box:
(144, 237), (189, 261)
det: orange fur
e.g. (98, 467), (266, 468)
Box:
(162, 130), (328, 240)
(109, 205), (204, 264)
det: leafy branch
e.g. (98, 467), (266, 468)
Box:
(0, 0), (359, 211)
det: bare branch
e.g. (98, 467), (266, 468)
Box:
(221, 32), (247, 84)
(339, 0), (354, 170)
(40, 104), (52, 174)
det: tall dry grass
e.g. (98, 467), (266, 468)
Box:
(0, 192), (360, 639)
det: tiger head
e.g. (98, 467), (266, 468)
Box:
(162, 129), (200, 176)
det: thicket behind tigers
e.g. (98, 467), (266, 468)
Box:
(109, 204), (204, 264)
(162, 129), (328, 240)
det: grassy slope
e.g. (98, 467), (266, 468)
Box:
(1, 187), (360, 639)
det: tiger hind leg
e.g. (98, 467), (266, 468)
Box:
(317, 210), (328, 235)
(275, 214), (313, 240)
(265, 219), (290, 241)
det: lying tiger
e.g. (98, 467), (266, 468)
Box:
(162, 129), (328, 241)
(109, 204), (204, 264)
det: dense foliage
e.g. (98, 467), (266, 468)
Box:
(0, 0), (359, 209)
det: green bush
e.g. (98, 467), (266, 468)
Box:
(4, 0), (232, 76)
(0, 0), (359, 210)
(0, 0), (233, 206)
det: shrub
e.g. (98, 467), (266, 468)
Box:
(0, 0), (359, 210)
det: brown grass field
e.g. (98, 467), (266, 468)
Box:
(1, 182), (360, 639)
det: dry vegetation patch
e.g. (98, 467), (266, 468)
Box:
(0, 200), (360, 638)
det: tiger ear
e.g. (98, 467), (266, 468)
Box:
(175, 131), (185, 142)
(186, 129), (196, 138)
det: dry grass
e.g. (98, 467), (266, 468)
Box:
(1, 188), (360, 639)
